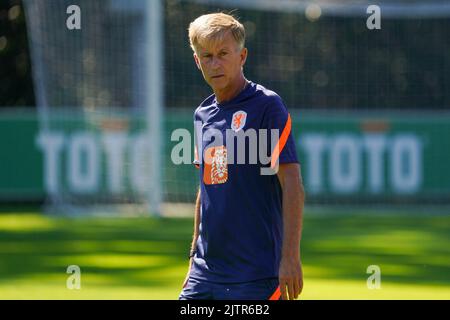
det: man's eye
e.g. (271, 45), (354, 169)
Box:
(220, 52), (228, 56)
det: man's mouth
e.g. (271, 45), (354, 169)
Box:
(211, 75), (224, 79)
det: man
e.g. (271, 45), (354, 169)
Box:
(179, 12), (305, 300)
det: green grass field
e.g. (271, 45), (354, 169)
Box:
(0, 208), (449, 299)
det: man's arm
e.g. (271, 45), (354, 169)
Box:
(191, 187), (201, 253)
(182, 187), (201, 288)
(277, 163), (305, 300)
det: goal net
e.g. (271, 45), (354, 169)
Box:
(24, 0), (450, 216)
(24, 0), (163, 216)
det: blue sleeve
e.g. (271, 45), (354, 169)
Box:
(193, 111), (200, 168)
(263, 96), (299, 165)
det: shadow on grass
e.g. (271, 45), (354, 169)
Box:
(301, 215), (450, 287)
(0, 215), (193, 289)
(0, 213), (449, 290)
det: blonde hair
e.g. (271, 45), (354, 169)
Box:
(188, 13), (245, 52)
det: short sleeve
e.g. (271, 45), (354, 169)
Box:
(263, 96), (299, 167)
(193, 112), (200, 168)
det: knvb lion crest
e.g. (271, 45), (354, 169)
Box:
(203, 145), (228, 185)
(231, 111), (247, 132)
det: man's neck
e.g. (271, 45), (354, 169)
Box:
(215, 76), (248, 104)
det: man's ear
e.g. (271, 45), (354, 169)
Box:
(193, 53), (201, 70)
(240, 47), (248, 67)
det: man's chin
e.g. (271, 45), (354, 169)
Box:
(209, 79), (228, 91)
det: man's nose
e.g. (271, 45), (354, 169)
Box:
(211, 56), (221, 69)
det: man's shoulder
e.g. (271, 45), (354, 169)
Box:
(252, 82), (284, 106)
(250, 83), (289, 126)
(194, 93), (216, 119)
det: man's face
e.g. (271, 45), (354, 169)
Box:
(194, 32), (247, 92)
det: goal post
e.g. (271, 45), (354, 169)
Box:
(23, 0), (164, 216)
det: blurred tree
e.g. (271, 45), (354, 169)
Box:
(0, 0), (35, 107)
(164, 0), (450, 110)
(1, 0), (449, 110)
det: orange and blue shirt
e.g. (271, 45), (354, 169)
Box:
(190, 81), (299, 283)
